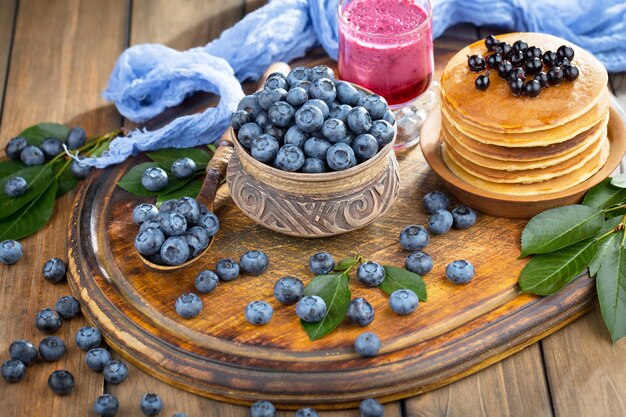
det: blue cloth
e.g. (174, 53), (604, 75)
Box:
(85, 0), (626, 167)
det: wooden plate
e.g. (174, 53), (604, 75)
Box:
(421, 104), (626, 219)
(67, 139), (597, 409)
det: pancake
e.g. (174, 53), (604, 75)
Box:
(441, 113), (608, 168)
(443, 125), (606, 183)
(440, 32), (608, 134)
(441, 88), (610, 147)
(441, 139), (610, 196)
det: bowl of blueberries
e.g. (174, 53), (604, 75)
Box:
(226, 64), (400, 238)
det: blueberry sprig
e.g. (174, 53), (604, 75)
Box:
(469, 35), (579, 98)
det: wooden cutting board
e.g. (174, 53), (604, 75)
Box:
(66, 137), (596, 409)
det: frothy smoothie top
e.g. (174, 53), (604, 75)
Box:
(342, 0), (428, 36)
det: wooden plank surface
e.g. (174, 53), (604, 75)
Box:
(0, 0), (128, 416)
(0, 0), (16, 118)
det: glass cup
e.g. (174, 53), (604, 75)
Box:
(338, 0), (435, 151)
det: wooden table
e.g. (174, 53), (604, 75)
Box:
(1, 1), (625, 416)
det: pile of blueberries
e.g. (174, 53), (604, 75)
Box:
(231, 65), (396, 173)
(133, 196), (219, 266)
(4, 127), (92, 199)
(470, 35), (579, 98)
(140, 157), (197, 192)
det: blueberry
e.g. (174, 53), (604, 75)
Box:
(140, 393), (163, 416)
(195, 270), (219, 294)
(1, 359), (25, 383)
(93, 394), (120, 417)
(382, 109), (396, 126)
(355, 332), (381, 357)
(329, 103), (352, 123)
(284, 126), (308, 148)
(237, 95), (263, 117)
(475, 72), (491, 90)
(198, 211), (220, 237)
(133, 203), (158, 225)
(187, 225), (211, 248)
(295, 408), (320, 417)
(389, 289), (419, 315)
(54, 295), (80, 319)
(48, 370), (75, 395)
(275, 145), (305, 172)
(524, 57), (542, 75)
(303, 137), (331, 160)
(301, 158), (326, 173)
(555, 56), (570, 68)
(160, 236), (190, 265)
(335, 81), (361, 106)
(141, 167), (168, 191)
(251, 134), (280, 163)
(497, 60), (513, 79)
(258, 88), (288, 111)
(293, 80), (311, 92)
(446, 260), (475, 284)
(183, 232), (207, 258)
(368, 119), (394, 148)
(428, 209), (453, 235)
(174, 196), (200, 224)
(295, 104), (325, 133)
(85, 348), (112, 372)
(66, 127), (87, 149)
(273, 276), (305, 305)
(304, 99), (330, 118)
(255, 112), (273, 131)
(215, 258), (240, 281)
(357, 261), (385, 286)
(135, 227), (165, 256)
(9, 340), (38, 366)
(525, 79), (541, 98)
(75, 326), (102, 350)
(321, 118), (349, 144)
(358, 94), (388, 119)
(264, 125), (286, 142)
(308, 78), (337, 104)
(564, 65), (579, 81)
(5, 136), (28, 160)
(310, 64), (334, 81)
(509, 50), (525, 67)
(508, 67), (525, 81)
(487, 53), (503, 69)
(240, 250), (269, 275)
(485, 35), (500, 51)
(296, 295), (327, 323)
(557, 45), (575, 60)
(231, 109), (253, 130)
(175, 293), (203, 319)
(40, 137), (64, 158)
(0, 240), (23, 265)
(352, 134), (378, 161)
(405, 251), (433, 275)
(547, 67), (564, 86)
(159, 211), (187, 236)
(171, 158), (196, 179)
(347, 106), (372, 134)
(399, 225), (429, 251)
(238, 123), (264, 148)
(4, 176), (28, 197)
(20, 145), (45, 166)
(423, 191), (450, 214)
(245, 300), (274, 325)
(250, 400), (276, 417)
(534, 71), (549, 88)
(265, 74), (288, 90)
(38, 336), (66, 361)
(35, 308), (62, 333)
(359, 398), (384, 417)
(70, 158), (93, 179)
(308, 252), (335, 274)
(268, 102), (295, 128)
(103, 360), (129, 384)
(326, 143), (356, 171)
(287, 66), (311, 86)
(494, 42), (512, 58)
(286, 86), (309, 107)
(347, 297), (375, 327)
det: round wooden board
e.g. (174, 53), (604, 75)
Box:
(66, 141), (597, 409)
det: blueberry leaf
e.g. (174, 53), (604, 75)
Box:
(156, 179), (203, 206)
(301, 272), (351, 341)
(19, 123), (69, 145)
(520, 204), (603, 258)
(583, 178), (626, 210)
(0, 160), (25, 179)
(610, 174), (626, 189)
(117, 162), (194, 197)
(0, 165), (55, 220)
(146, 148), (211, 171)
(0, 180), (57, 240)
(379, 265), (427, 301)
(596, 230), (626, 342)
(333, 257), (358, 272)
(590, 226), (621, 278)
(519, 237), (599, 295)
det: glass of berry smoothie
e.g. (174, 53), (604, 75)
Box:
(338, 0), (435, 150)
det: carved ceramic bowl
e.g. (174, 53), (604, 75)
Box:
(226, 121), (400, 238)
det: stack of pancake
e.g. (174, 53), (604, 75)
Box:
(439, 33), (610, 196)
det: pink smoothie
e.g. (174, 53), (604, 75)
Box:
(338, 0), (433, 106)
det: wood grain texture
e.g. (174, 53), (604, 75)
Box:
(0, 0), (16, 118)
(0, 0), (128, 416)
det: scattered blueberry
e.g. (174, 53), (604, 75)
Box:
(423, 191), (449, 214)
(326, 143), (356, 171)
(175, 293), (203, 318)
(135, 227), (165, 256)
(70, 158), (93, 179)
(0, 240), (23, 265)
(85, 348), (112, 372)
(35, 308), (62, 333)
(5, 136), (28, 161)
(9, 340), (37, 366)
(357, 261), (385, 286)
(4, 176), (28, 198)
(249, 400), (276, 417)
(198, 211), (220, 237)
(389, 289), (419, 315)
(446, 260), (475, 284)
(251, 134), (280, 163)
(40, 137), (64, 158)
(48, 370), (75, 395)
(355, 332), (381, 357)
(405, 251), (433, 276)
(75, 326), (102, 351)
(66, 127), (87, 149)
(171, 158), (196, 179)
(103, 360), (129, 385)
(215, 258), (240, 281)
(240, 250), (269, 275)
(347, 297), (375, 327)
(295, 408), (320, 417)
(301, 158), (326, 173)
(133, 203), (159, 225)
(42, 257), (66, 282)
(296, 295), (327, 323)
(428, 209), (453, 235)
(308, 252), (335, 275)
(1, 359), (25, 383)
(352, 133), (378, 161)
(38, 336), (66, 361)
(275, 144), (305, 172)
(245, 300), (274, 325)
(20, 145), (45, 166)
(195, 270), (219, 294)
(475, 72), (491, 91)
(140, 393), (163, 416)
(273, 276), (305, 305)
(54, 295), (80, 319)
(359, 398), (384, 417)
(160, 236), (190, 265)
(399, 225), (429, 251)
(237, 95), (263, 117)
(93, 394), (120, 417)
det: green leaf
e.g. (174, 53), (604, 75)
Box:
(90, 141), (110, 157)
(53, 163), (79, 197)
(333, 257), (358, 272)
(378, 265), (428, 301)
(610, 174), (626, 189)
(590, 231), (621, 278)
(0, 180), (57, 240)
(156, 179), (202, 206)
(520, 205), (603, 258)
(146, 148), (211, 171)
(19, 123), (69, 145)
(519, 238), (599, 295)
(0, 165), (54, 220)
(0, 160), (25, 179)
(596, 231), (626, 342)
(583, 178), (626, 210)
(117, 162), (194, 197)
(301, 273), (351, 341)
